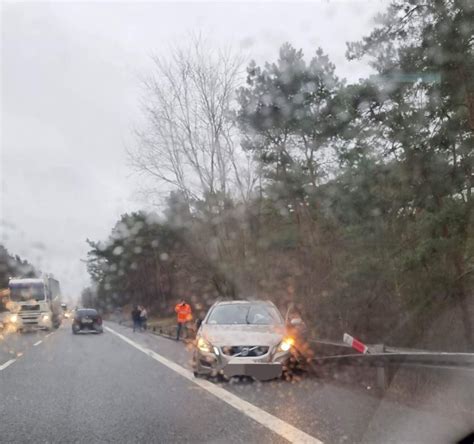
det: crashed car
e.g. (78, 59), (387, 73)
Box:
(193, 300), (304, 381)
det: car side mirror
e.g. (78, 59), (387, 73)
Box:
(290, 317), (303, 326)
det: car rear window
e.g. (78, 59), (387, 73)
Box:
(76, 309), (98, 317)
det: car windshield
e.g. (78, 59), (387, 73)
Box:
(9, 283), (45, 301)
(207, 304), (283, 325)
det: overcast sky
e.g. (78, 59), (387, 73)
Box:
(1, 1), (388, 300)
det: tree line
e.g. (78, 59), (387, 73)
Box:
(85, 1), (474, 350)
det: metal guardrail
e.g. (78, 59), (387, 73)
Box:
(309, 338), (474, 365)
(309, 338), (429, 353)
(308, 336), (474, 390)
(114, 318), (195, 342)
(313, 352), (474, 368)
(309, 339), (351, 348)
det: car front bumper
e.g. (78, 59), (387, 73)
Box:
(194, 346), (291, 380)
(223, 362), (283, 380)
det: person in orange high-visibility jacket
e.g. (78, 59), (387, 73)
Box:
(175, 300), (192, 341)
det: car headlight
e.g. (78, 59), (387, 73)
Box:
(42, 314), (50, 321)
(278, 337), (295, 352)
(197, 337), (212, 353)
(9, 314), (18, 323)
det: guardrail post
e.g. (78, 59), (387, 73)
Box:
(373, 344), (388, 390)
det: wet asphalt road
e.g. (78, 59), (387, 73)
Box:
(0, 322), (472, 443)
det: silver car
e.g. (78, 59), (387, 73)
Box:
(193, 300), (301, 381)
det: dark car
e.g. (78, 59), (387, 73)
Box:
(72, 308), (103, 334)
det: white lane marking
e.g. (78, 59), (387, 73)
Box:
(0, 359), (16, 371)
(33, 340), (42, 346)
(45, 332), (53, 339)
(105, 326), (322, 444)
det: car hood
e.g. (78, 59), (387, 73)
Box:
(201, 324), (286, 347)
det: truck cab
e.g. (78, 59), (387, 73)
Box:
(6, 277), (62, 331)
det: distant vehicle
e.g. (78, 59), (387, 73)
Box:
(193, 300), (304, 381)
(72, 308), (103, 334)
(61, 303), (72, 319)
(5, 277), (63, 331)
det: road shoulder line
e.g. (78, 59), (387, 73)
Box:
(105, 325), (322, 444)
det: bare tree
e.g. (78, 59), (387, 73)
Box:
(131, 36), (256, 206)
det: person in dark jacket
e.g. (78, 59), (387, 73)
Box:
(132, 305), (141, 332)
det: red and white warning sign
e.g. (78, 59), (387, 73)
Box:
(343, 333), (369, 354)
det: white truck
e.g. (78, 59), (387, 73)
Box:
(5, 276), (63, 331)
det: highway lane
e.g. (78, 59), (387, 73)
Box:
(0, 327), (49, 365)
(0, 323), (290, 444)
(1, 322), (472, 443)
